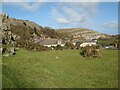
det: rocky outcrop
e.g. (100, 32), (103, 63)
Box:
(0, 13), (45, 56)
(0, 13), (58, 55)
(1, 13), (16, 56)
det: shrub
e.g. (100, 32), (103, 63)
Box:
(55, 45), (63, 50)
(65, 42), (75, 49)
(80, 45), (101, 58)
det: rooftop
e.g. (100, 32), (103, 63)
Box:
(40, 38), (59, 45)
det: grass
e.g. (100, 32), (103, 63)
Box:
(2, 49), (118, 88)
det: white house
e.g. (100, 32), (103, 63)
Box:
(80, 41), (97, 47)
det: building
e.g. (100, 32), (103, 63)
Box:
(40, 38), (65, 47)
(80, 41), (97, 47)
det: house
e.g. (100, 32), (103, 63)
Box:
(80, 41), (97, 47)
(40, 38), (65, 47)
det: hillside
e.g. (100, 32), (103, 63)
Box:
(56, 28), (109, 40)
(1, 14), (110, 42)
(1, 13), (60, 55)
(2, 14), (59, 40)
(1, 13), (113, 55)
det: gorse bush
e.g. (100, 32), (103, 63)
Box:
(80, 45), (101, 58)
(65, 42), (75, 49)
(55, 45), (63, 50)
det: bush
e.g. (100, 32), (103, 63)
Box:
(80, 45), (101, 58)
(55, 45), (63, 50)
(65, 42), (75, 49)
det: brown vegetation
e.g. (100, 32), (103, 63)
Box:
(80, 45), (101, 58)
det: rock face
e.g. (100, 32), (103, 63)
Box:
(1, 13), (16, 56)
(0, 13), (44, 55)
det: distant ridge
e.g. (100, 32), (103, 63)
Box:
(56, 28), (109, 40)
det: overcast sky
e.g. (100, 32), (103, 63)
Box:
(1, 0), (119, 35)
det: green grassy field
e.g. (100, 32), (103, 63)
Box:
(2, 49), (118, 88)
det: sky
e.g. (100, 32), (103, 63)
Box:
(1, 0), (119, 35)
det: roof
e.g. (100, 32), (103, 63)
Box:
(34, 37), (44, 43)
(40, 38), (59, 45)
